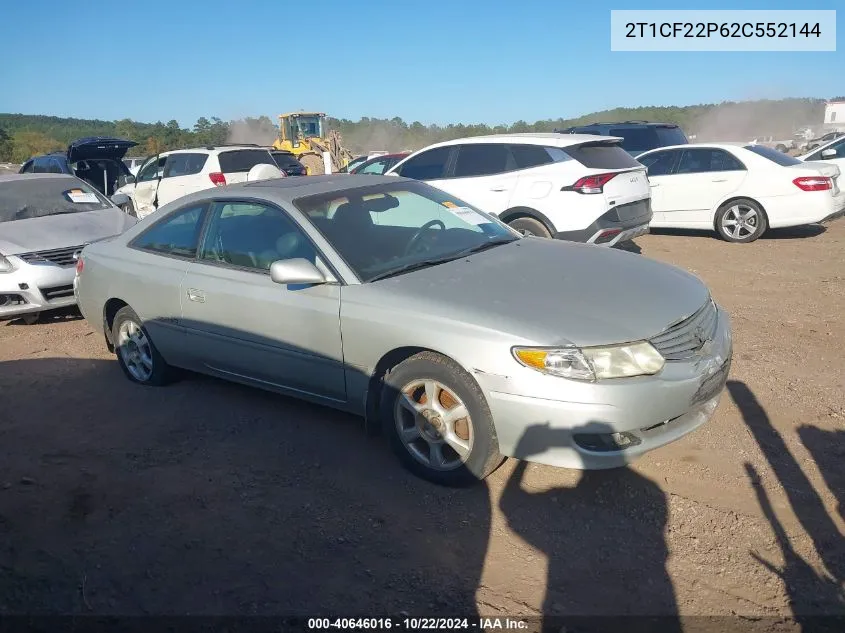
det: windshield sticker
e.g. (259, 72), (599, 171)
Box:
(66, 189), (100, 204)
(446, 206), (489, 226)
(441, 201), (458, 208)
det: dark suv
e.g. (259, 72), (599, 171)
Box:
(19, 136), (138, 195)
(557, 121), (688, 157)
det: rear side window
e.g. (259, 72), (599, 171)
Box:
(677, 149), (746, 174)
(655, 126), (688, 146)
(396, 146), (451, 180)
(217, 150), (276, 174)
(510, 144), (555, 169)
(609, 127), (659, 153)
(132, 204), (208, 258)
(744, 145), (803, 166)
(565, 143), (642, 169)
(164, 153), (208, 178)
(272, 153), (303, 169)
(32, 157), (51, 173)
(453, 144), (510, 177)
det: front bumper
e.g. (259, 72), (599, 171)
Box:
(479, 307), (732, 470)
(555, 201), (653, 247)
(0, 257), (77, 320)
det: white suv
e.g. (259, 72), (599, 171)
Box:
(115, 145), (280, 218)
(385, 133), (652, 246)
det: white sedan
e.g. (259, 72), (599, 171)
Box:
(798, 133), (845, 171)
(637, 143), (845, 243)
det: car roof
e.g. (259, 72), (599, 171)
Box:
(163, 145), (269, 155)
(638, 143), (747, 154)
(0, 173), (77, 183)
(568, 121), (680, 128)
(420, 133), (621, 150)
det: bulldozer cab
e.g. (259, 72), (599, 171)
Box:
(279, 112), (325, 145)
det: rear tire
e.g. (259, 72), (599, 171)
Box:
(112, 306), (173, 386)
(380, 352), (504, 487)
(715, 198), (767, 243)
(299, 153), (326, 176)
(508, 216), (552, 238)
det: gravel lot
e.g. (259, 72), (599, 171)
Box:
(0, 221), (843, 627)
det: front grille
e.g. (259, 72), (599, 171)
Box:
(649, 299), (718, 361)
(40, 284), (75, 302)
(18, 245), (83, 267)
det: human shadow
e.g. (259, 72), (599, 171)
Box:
(798, 426), (844, 525)
(498, 423), (679, 633)
(0, 348), (492, 619)
(648, 225), (827, 241)
(727, 381), (845, 628)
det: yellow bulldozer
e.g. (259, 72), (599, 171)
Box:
(272, 111), (355, 175)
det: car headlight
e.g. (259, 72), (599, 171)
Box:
(0, 254), (14, 273)
(513, 341), (665, 381)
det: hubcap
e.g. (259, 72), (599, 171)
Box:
(117, 319), (154, 381)
(394, 379), (474, 471)
(721, 205), (758, 240)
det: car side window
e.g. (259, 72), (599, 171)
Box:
(199, 201), (316, 272)
(163, 153), (208, 178)
(452, 144), (511, 178)
(709, 150), (745, 171)
(137, 157), (165, 182)
(510, 144), (555, 169)
(32, 157), (50, 173)
(132, 204), (208, 258)
(639, 150), (678, 177)
(395, 147), (451, 180)
(676, 149), (720, 174)
(20, 160), (34, 173)
(48, 159), (64, 174)
(358, 158), (390, 174)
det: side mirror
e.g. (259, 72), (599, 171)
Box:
(119, 174), (136, 187)
(269, 258), (326, 286)
(111, 193), (130, 207)
(384, 171), (400, 177)
(821, 148), (837, 159)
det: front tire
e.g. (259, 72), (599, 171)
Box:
(715, 199), (767, 243)
(120, 200), (137, 217)
(380, 352), (504, 487)
(508, 216), (552, 238)
(112, 306), (172, 386)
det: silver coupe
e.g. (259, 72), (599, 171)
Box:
(74, 175), (732, 486)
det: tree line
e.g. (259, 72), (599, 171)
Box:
(0, 98), (829, 164)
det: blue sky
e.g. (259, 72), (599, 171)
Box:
(0, 0), (841, 127)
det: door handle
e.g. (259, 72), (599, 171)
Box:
(490, 186), (508, 192)
(711, 178), (728, 182)
(650, 183), (660, 188)
(186, 288), (205, 303)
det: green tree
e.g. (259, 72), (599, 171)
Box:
(0, 127), (13, 162)
(11, 131), (63, 163)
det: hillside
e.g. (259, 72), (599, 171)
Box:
(0, 98), (828, 162)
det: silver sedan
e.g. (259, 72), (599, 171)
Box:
(74, 175), (732, 486)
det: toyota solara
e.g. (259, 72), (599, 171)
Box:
(74, 175), (732, 486)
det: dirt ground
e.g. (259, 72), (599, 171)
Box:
(0, 221), (843, 628)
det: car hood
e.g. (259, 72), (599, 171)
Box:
(67, 137), (138, 162)
(369, 238), (711, 346)
(0, 208), (136, 255)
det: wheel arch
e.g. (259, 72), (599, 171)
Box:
(498, 206), (556, 234)
(102, 298), (129, 352)
(364, 345), (462, 436)
(712, 195), (768, 231)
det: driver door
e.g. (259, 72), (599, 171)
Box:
(133, 155), (165, 217)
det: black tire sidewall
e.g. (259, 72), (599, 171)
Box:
(715, 199), (767, 243)
(112, 306), (170, 386)
(379, 353), (502, 487)
(508, 217), (551, 238)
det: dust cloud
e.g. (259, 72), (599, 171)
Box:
(225, 117), (278, 146)
(691, 99), (823, 141)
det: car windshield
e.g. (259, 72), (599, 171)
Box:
(0, 178), (112, 223)
(294, 181), (519, 282)
(743, 145), (802, 166)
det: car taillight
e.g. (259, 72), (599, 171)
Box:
(567, 172), (618, 194)
(75, 257), (84, 274)
(209, 172), (227, 187)
(793, 176), (832, 191)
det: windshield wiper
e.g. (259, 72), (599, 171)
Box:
(367, 253), (466, 282)
(367, 238), (517, 283)
(451, 236), (518, 258)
